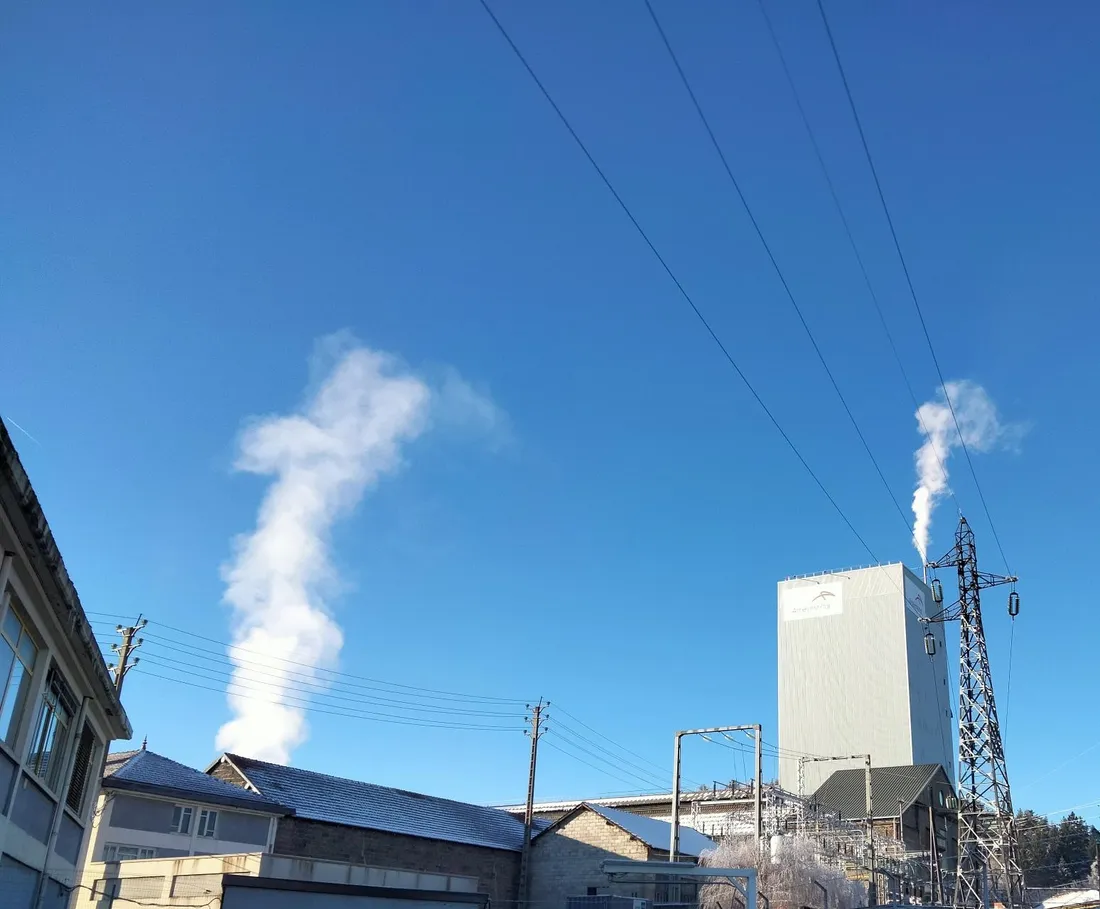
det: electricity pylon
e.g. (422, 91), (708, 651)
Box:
(925, 516), (1023, 909)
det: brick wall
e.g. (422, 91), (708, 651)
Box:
(273, 816), (520, 903)
(528, 809), (652, 909)
(209, 758), (521, 903)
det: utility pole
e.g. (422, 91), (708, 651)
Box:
(671, 724), (762, 861)
(865, 754), (876, 907)
(797, 754), (874, 904)
(926, 516), (1023, 909)
(517, 698), (547, 909)
(109, 616), (147, 696)
(930, 800), (942, 904)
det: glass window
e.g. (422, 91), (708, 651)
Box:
(27, 665), (77, 790)
(171, 805), (192, 834)
(103, 844), (157, 861)
(197, 809), (218, 838)
(0, 599), (38, 746)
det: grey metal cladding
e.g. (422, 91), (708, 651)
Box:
(10, 774), (55, 843)
(109, 794), (175, 833)
(217, 811), (270, 845)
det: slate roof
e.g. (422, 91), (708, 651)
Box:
(811, 764), (951, 820)
(217, 753), (529, 852)
(104, 749), (289, 814)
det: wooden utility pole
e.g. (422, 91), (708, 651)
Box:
(517, 698), (547, 909)
(110, 616), (147, 696)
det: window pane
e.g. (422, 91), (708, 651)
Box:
(1, 608), (20, 645)
(0, 658), (31, 744)
(28, 668), (76, 789)
(17, 632), (36, 667)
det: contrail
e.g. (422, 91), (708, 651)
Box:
(3, 415), (41, 446)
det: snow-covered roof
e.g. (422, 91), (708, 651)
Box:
(562, 802), (716, 858)
(216, 753), (531, 852)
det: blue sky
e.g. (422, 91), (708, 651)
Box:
(2, 0), (1097, 823)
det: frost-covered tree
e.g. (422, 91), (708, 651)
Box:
(699, 836), (866, 909)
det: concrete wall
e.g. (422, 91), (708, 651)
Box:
(273, 817), (520, 905)
(71, 852), (481, 909)
(87, 791), (277, 862)
(777, 564), (952, 794)
(528, 810), (651, 909)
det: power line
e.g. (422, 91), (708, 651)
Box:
(123, 650), (522, 719)
(552, 703), (702, 786)
(643, 0), (911, 536)
(541, 737), (667, 792)
(814, 0), (1011, 572)
(477, 0), (882, 565)
(94, 630), (525, 717)
(552, 719), (679, 789)
(86, 616), (527, 705)
(545, 729), (670, 790)
(754, 0), (955, 506)
(126, 665), (525, 732)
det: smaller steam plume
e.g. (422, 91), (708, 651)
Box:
(911, 380), (1019, 564)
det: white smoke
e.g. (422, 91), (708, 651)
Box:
(216, 338), (500, 763)
(911, 380), (1019, 564)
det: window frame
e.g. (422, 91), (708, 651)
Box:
(171, 804), (193, 835)
(26, 664), (78, 792)
(103, 843), (158, 862)
(0, 593), (40, 751)
(197, 808), (218, 838)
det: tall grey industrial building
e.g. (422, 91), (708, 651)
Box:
(777, 563), (954, 796)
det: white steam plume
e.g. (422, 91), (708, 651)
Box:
(911, 380), (1020, 564)
(216, 340), (443, 763)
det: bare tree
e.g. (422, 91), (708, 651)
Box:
(700, 836), (866, 909)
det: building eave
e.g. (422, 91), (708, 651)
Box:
(0, 421), (130, 739)
(101, 775), (293, 815)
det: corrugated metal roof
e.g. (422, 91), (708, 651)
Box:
(811, 764), (949, 820)
(104, 749), (289, 814)
(221, 753), (529, 852)
(582, 803), (716, 858)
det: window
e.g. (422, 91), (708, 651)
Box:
(0, 598), (38, 746)
(171, 805), (193, 835)
(27, 665), (77, 789)
(103, 844), (157, 861)
(66, 721), (98, 814)
(197, 809), (218, 838)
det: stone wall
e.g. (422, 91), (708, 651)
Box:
(528, 810), (652, 909)
(272, 816), (520, 904)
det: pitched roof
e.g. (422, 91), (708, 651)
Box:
(588, 803), (716, 858)
(535, 802), (715, 859)
(103, 749), (289, 814)
(812, 764), (951, 820)
(216, 753), (529, 852)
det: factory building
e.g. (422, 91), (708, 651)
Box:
(777, 563), (953, 796)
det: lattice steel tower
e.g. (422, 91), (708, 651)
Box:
(925, 516), (1023, 909)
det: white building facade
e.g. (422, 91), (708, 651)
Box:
(0, 424), (132, 908)
(777, 563), (953, 796)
